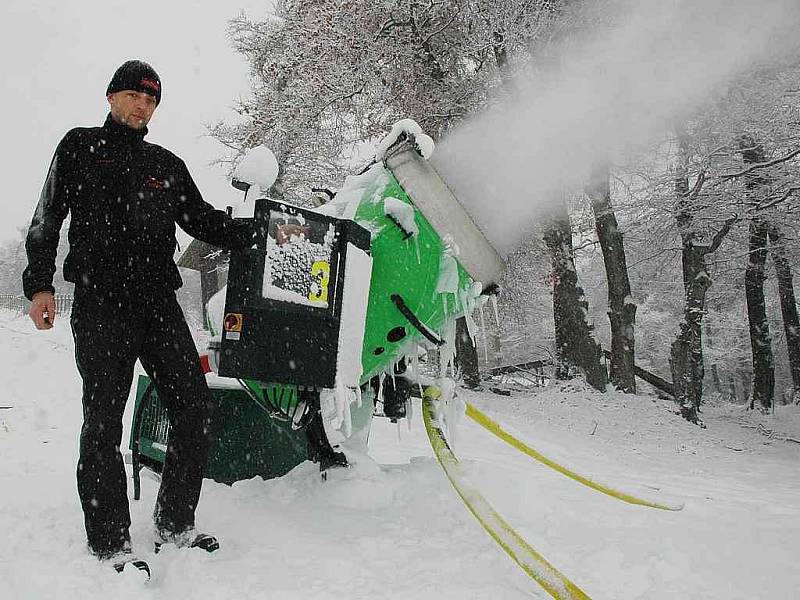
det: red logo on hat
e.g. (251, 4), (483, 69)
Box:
(141, 78), (160, 93)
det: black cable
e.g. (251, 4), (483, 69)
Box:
(390, 294), (445, 346)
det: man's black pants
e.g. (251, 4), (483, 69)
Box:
(70, 289), (213, 556)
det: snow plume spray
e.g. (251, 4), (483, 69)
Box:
(432, 0), (800, 256)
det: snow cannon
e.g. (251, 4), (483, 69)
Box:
(212, 120), (504, 459)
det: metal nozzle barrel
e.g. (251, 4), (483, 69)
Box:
(383, 140), (505, 290)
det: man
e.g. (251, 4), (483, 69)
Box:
(23, 60), (251, 576)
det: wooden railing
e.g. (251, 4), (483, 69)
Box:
(0, 294), (74, 315)
(601, 349), (674, 397)
(0, 294), (26, 313)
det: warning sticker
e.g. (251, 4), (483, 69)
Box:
(224, 313), (243, 332)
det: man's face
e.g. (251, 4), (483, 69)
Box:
(107, 90), (157, 130)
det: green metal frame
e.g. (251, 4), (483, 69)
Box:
(129, 375), (309, 495)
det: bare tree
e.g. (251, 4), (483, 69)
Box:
(543, 202), (607, 391)
(766, 221), (800, 401)
(744, 216), (774, 410)
(585, 163), (636, 392)
(668, 134), (736, 423)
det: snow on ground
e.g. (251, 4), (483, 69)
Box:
(1, 307), (799, 599)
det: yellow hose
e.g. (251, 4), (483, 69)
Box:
(465, 403), (683, 512)
(422, 388), (591, 600)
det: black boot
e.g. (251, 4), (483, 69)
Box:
(94, 542), (150, 580)
(154, 528), (220, 554)
(111, 553), (151, 579)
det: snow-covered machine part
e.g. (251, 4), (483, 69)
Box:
(382, 138), (505, 290)
(205, 285), (227, 337)
(262, 215), (337, 308)
(316, 164), (390, 222)
(218, 199), (372, 390)
(383, 196), (419, 238)
(336, 243), (373, 387)
(229, 146), (280, 217)
(374, 119), (435, 161)
(375, 119), (423, 161)
(233, 145), (279, 191)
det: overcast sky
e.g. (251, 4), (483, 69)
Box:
(0, 0), (272, 244)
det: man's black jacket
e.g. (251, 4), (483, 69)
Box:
(23, 114), (252, 300)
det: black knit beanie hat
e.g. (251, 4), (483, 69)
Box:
(106, 60), (162, 105)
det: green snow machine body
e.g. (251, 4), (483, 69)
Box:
(220, 138), (504, 381)
(131, 125), (504, 486)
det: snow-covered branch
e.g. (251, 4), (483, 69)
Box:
(719, 148), (800, 180)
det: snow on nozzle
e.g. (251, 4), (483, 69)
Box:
(376, 119), (435, 162)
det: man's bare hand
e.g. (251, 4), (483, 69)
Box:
(30, 291), (56, 330)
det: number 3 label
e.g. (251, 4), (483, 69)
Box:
(309, 261), (330, 303)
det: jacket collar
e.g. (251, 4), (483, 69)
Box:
(101, 113), (148, 146)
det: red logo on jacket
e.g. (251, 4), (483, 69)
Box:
(145, 176), (164, 190)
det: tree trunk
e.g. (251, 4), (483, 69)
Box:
(490, 321), (503, 369)
(740, 369), (752, 404)
(542, 202), (607, 391)
(455, 315), (480, 389)
(669, 243), (711, 422)
(704, 322), (723, 395)
(766, 222), (800, 400)
(669, 140), (714, 423)
(585, 164), (636, 393)
(728, 376), (738, 403)
(745, 218), (774, 410)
